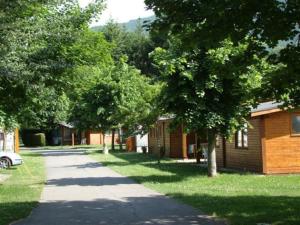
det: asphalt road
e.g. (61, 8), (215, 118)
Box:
(14, 149), (225, 225)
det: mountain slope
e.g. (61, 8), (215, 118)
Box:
(91, 16), (155, 32)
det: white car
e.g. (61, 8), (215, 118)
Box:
(0, 152), (23, 169)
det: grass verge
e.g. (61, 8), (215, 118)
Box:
(0, 151), (45, 225)
(88, 150), (300, 225)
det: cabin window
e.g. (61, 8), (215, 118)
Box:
(291, 114), (300, 135)
(235, 124), (248, 149)
(215, 136), (221, 148)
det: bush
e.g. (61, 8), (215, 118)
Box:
(31, 133), (46, 147)
(21, 130), (47, 147)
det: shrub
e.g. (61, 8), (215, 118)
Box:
(31, 133), (46, 147)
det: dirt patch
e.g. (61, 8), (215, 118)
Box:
(0, 174), (11, 183)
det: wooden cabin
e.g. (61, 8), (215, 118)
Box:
(0, 128), (19, 153)
(56, 123), (119, 146)
(148, 117), (197, 159)
(85, 130), (119, 145)
(149, 102), (300, 174)
(217, 101), (300, 174)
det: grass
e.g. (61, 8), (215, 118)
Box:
(0, 150), (45, 225)
(88, 149), (300, 225)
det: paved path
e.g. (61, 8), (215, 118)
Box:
(15, 149), (225, 225)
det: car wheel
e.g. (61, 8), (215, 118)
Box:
(0, 158), (11, 169)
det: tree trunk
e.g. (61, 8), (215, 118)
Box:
(111, 129), (115, 151)
(103, 133), (109, 154)
(2, 131), (7, 151)
(207, 129), (217, 177)
(118, 128), (123, 151)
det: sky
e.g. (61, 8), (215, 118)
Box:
(79, 0), (154, 26)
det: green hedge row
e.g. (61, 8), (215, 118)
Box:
(21, 130), (46, 147)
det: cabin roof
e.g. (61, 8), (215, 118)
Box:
(59, 122), (74, 129)
(251, 101), (283, 117)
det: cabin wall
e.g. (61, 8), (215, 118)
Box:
(216, 137), (225, 168)
(170, 125), (184, 158)
(148, 120), (171, 156)
(263, 111), (300, 174)
(86, 131), (102, 145)
(216, 118), (263, 172)
(84, 130), (120, 146)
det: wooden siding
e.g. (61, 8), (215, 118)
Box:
(126, 136), (136, 152)
(216, 136), (225, 168)
(264, 111), (300, 174)
(148, 120), (171, 156)
(216, 118), (263, 172)
(170, 125), (184, 158)
(86, 131), (102, 145)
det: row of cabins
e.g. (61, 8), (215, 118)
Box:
(56, 123), (120, 146)
(148, 102), (300, 174)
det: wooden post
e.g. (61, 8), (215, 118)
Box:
(14, 128), (19, 153)
(222, 136), (227, 168)
(71, 131), (75, 147)
(182, 125), (187, 159)
(194, 133), (198, 158)
(162, 122), (166, 151)
(61, 126), (64, 146)
(111, 129), (115, 151)
(118, 128), (123, 151)
(260, 116), (267, 174)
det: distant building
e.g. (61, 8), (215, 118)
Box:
(0, 129), (19, 153)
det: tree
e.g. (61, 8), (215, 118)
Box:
(145, 0), (300, 107)
(0, 110), (18, 151)
(0, 0), (105, 131)
(101, 19), (158, 76)
(73, 60), (160, 153)
(151, 38), (279, 176)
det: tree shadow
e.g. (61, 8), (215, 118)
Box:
(46, 177), (137, 186)
(10, 197), (226, 225)
(107, 152), (256, 178)
(106, 152), (208, 177)
(26, 150), (87, 157)
(169, 193), (300, 225)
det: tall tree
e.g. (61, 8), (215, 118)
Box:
(72, 60), (160, 153)
(101, 19), (158, 76)
(145, 0), (300, 107)
(151, 38), (279, 177)
(0, 0), (105, 130)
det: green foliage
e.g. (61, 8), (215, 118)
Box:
(19, 88), (70, 130)
(0, 0), (106, 130)
(151, 38), (279, 137)
(145, 0), (300, 107)
(31, 133), (46, 147)
(0, 110), (18, 132)
(72, 60), (161, 134)
(101, 19), (158, 76)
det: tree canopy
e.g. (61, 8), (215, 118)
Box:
(0, 0), (106, 130)
(145, 0), (300, 107)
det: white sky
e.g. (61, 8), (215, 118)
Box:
(79, 0), (154, 26)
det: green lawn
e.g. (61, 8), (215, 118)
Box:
(88, 150), (300, 225)
(0, 151), (45, 225)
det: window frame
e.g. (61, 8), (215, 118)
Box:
(291, 113), (300, 136)
(235, 124), (248, 149)
(215, 135), (221, 148)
